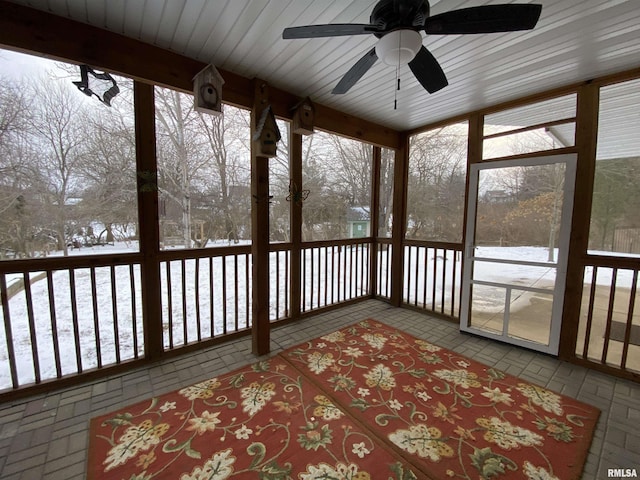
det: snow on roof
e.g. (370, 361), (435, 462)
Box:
(346, 206), (369, 222)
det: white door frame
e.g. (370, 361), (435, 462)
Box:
(460, 154), (577, 355)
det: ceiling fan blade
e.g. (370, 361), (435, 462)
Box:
(424, 4), (542, 34)
(332, 48), (378, 94)
(283, 23), (379, 39)
(408, 46), (448, 94)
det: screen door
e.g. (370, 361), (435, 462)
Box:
(460, 154), (576, 354)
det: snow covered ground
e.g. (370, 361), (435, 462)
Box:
(0, 243), (636, 389)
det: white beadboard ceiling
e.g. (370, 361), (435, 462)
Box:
(5, 0), (640, 134)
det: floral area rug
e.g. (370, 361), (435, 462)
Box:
(89, 319), (599, 479)
(281, 319), (600, 480)
(88, 358), (418, 479)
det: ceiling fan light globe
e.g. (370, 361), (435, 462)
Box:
(375, 29), (422, 66)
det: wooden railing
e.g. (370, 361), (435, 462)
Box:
(402, 241), (463, 319)
(159, 247), (253, 351)
(0, 255), (144, 391)
(0, 238), (373, 397)
(159, 245), (294, 353)
(11, 238), (637, 395)
(577, 255), (640, 377)
(301, 239), (372, 312)
(0, 236), (467, 396)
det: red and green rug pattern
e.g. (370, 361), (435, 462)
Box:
(89, 320), (599, 479)
(282, 320), (600, 479)
(88, 359), (416, 479)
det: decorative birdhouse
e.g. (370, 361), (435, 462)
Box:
(292, 97), (315, 135)
(253, 105), (281, 158)
(193, 64), (224, 115)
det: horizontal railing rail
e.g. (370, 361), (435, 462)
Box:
(0, 252), (144, 274)
(584, 254), (640, 270)
(158, 245), (251, 262)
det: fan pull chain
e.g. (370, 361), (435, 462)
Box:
(394, 67), (399, 110)
(394, 32), (401, 110)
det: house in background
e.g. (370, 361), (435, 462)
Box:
(347, 207), (370, 239)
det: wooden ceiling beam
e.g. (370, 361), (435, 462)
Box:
(0, 0), (399, 149)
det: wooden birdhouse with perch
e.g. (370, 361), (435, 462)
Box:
(193, 64), (224, 115)
(253, 105), (281, 157)
(292, 97), (315, 135)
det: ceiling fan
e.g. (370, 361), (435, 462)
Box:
(282, 0), (542, 95)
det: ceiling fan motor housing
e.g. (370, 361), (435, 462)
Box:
(370, 0), (430, 37)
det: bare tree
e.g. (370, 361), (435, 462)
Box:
(0, 78), (31, 201)
(156, 89), (254, 248)
(0, 78), (29, 151)
(155, 88), (211, 248)
(300, 132), (358, 240)
(590, 158), (640, 251)
(2, 61), (140, 258)
(269, 120), (291, 242)
(378, 148), (394, 237)
(492, 166), (527, 201)
(526, 163), (565, 261)
(406, 125), (467, 241)
(79, 87), (137, 244)
(480, 163), (565, 259)
(194, 104), (251, 245)
(29, 78), (87, 255)
(328, 134), (372, 213)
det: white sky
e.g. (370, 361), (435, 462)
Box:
(0, 48), (55, 80)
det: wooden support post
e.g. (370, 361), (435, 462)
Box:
(459, 113), (484, 318)
(251, 79), (271, 355)
(559, 83), (599, 360)
(466, 113), (484, 166)
(390, 133), (409, 306)
(134, 81), (163, 361)
(370, 146), (382, 296)
(290, 132), (303, 319)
